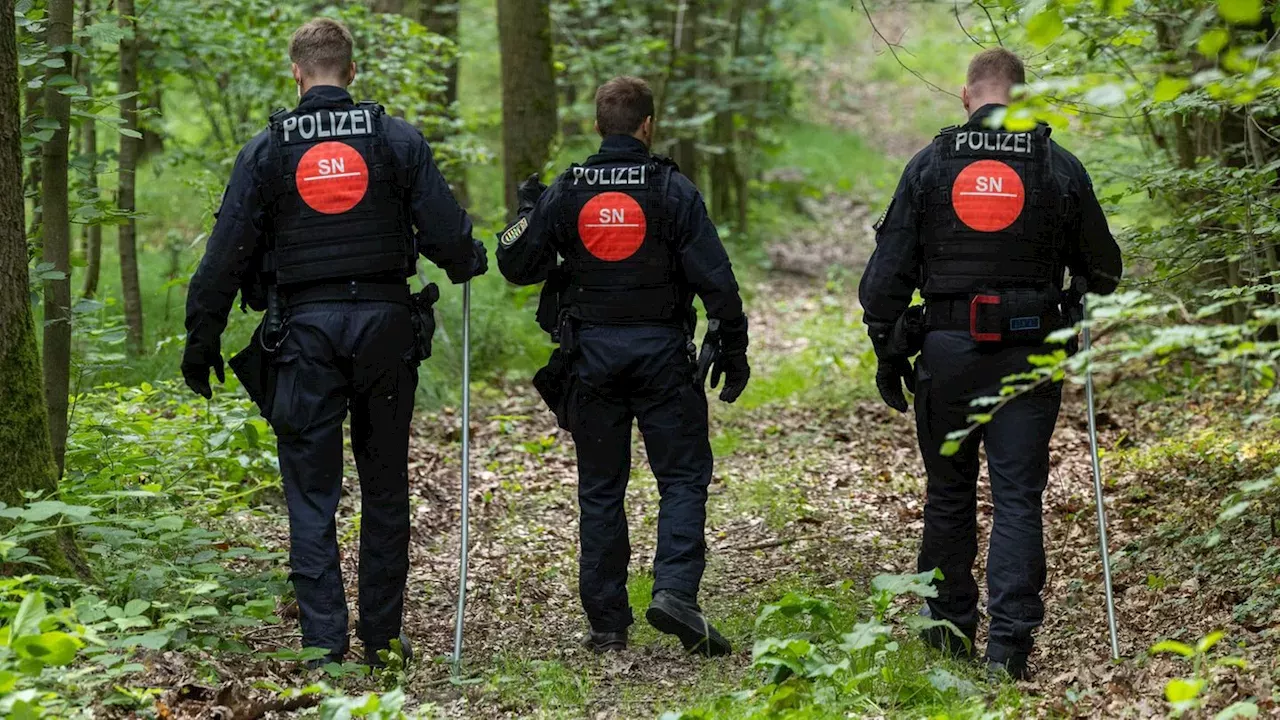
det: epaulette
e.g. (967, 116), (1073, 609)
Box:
(268, 107), (289, 123)
(650, 154), (680, 172)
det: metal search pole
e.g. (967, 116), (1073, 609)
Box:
(452, 281), (472, 670)
(1083, 294), (1121, 661)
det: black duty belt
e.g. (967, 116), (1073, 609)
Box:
(926, 292), (1061, 344)
(283, 280), (411, 307)
(925, 297), (985, 334)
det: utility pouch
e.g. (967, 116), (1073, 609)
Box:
(1061, 276), (1088, 356)
(537, 265), (569, 340)
(533, 347), (574, 430)
(230, 323), (273, 418)
(408, 283), (441, 363)
(262, 286), (289, 352)
(888, 305), (925, 359)
(969, 289), (1056, 346)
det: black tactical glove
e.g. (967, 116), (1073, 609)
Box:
(871, 309), (925, 413)
(517, 173), (548, 213)
(875, 357), (915, 413)
(470, 239), (489, 278)
(711, 352), (750, 404)
(448, 239), (489, 284)
(182, 342), (225, 400)
(711, 316), (750, 403)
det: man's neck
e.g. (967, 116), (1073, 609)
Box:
(966, 98), (1009, 118)
(300, 79), (349, 95)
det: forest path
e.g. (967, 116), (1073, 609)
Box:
(369, 250), (1151, 717)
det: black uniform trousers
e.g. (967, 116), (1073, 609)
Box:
(567, 324), (713, 633)
(267, 299), (418, 659)
(914, 330), (1062, 661)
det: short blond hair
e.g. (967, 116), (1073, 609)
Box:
(289, 18), (354, 79)
(967, 48), (1025, 93)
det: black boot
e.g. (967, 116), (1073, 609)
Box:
(645, 591), (732, 657)
(303, 649), (345, 671)
(365, 632), (414, 668)
(984, 650), (1030, 681)
(917, 605), (975, 660)
(582, 629), (627, 654)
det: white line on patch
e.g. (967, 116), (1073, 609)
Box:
(304, 172), (364, 181)
(959, 192), (1020, 198)
(584, 224), (643, 228)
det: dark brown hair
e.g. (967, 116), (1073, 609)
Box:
(289, 18), (354, 79)
(966, 48), (1026, 92)
(595, 76), (655, 136)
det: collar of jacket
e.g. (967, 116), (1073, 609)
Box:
(597, 134), (650, 157)
(297, 85), (355, 111)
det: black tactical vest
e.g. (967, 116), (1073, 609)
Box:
(920, 124), (1068, 297)
(555, 152), (685, 325)
(261, 101), (413, 286)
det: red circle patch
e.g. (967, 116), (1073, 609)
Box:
(951, 160), (1025, 232)
(296, 141), (369, 215)
(578, 192), (647, 261)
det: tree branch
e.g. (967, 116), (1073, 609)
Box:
(859, 0), (961, 99)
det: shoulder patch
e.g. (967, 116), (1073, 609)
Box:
(500, 216), (529, 247)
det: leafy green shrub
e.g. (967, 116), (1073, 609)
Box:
(1150, 632), (1255, 717)
(664, 571), (1020, 719)
(0, 584), (89, 719)
(0, 381), (290, 716)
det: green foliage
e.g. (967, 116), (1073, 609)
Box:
(0, 379), (289, 716)
(0, 583), (90, 719)
(1150, 631), (1252, 716)
(666, 572), (1017, 719)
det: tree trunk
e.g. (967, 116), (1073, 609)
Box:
(0, 0), (89, 579)
(497, 0), (556, 221)
(80, 0), (101, 298)
(118, 0), (144, 355)
(40, 0), (74, 475)
(419, 0), (467, 205)
(671, 1), (700, 181)
(23, 75), (42, 240)
(711, 0), (747, 226)
(419, 0), (460, 107)
(141, 86), (164, 158)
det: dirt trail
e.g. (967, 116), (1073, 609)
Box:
(150, 239), (1274, 718)
(359, 265), (1143, 717)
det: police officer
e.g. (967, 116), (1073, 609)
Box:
(859, 49), (1122, 679)
(496, 77), (749, 656)
(182, 18), (487, 666)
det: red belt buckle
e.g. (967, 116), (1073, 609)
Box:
(970, 295), (1002, 342)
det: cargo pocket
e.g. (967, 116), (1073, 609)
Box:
(266, 352), (301, 438)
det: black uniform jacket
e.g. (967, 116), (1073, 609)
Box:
(495, 134), (745, 325)
(185, 85), (478, 359)
(858, 104), (1124, 331)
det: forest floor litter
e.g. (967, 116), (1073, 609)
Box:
(143, 252), (1280, 718)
